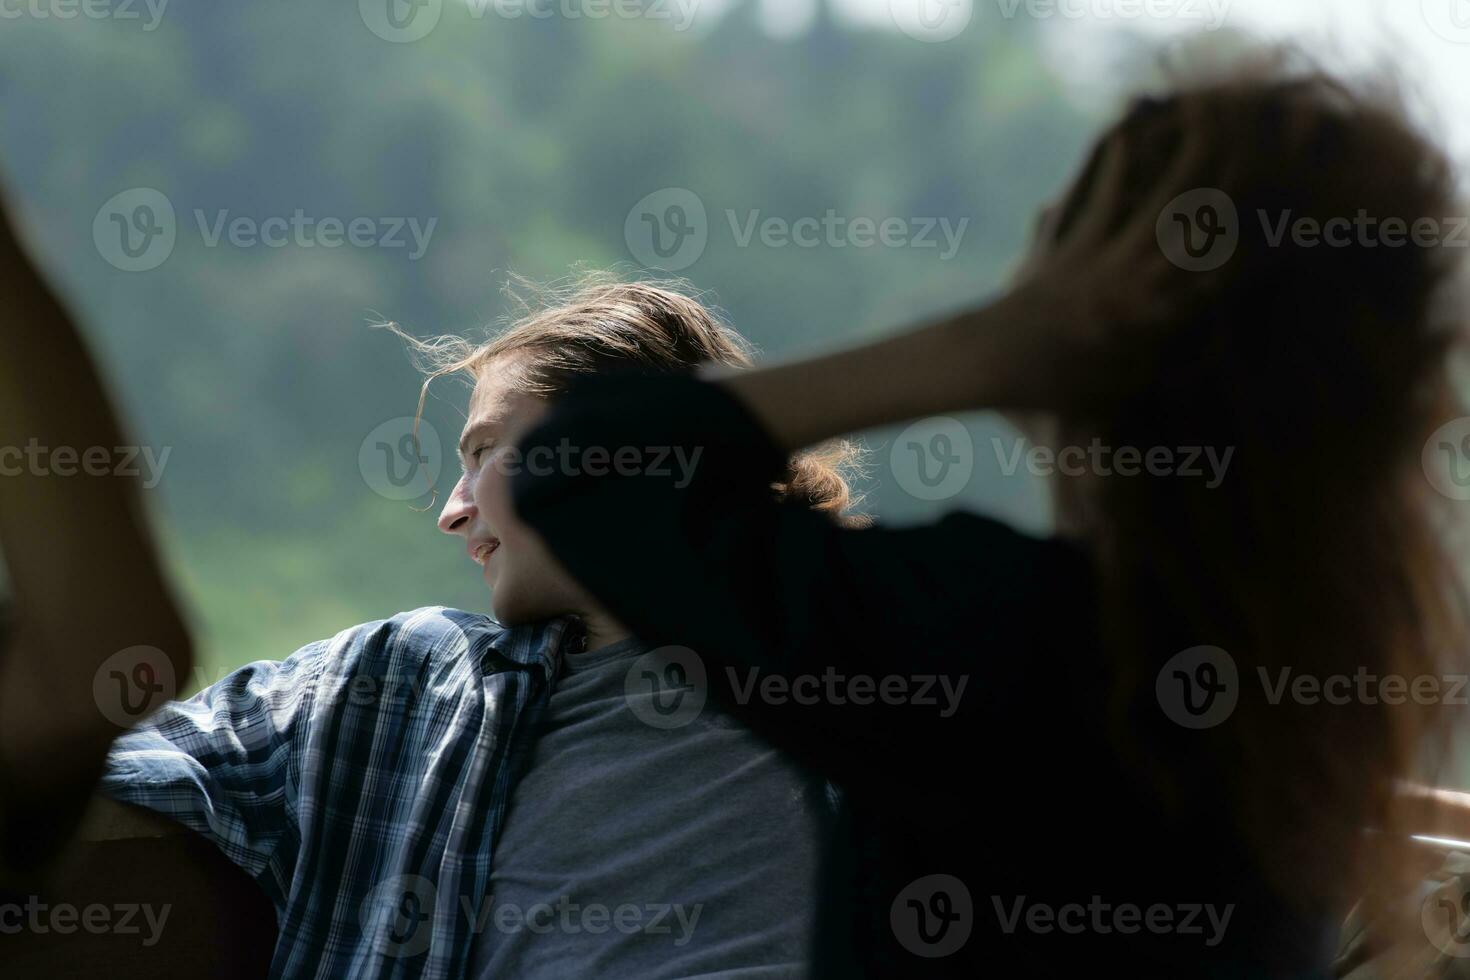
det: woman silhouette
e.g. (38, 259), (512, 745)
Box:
(504, 63), (1470, 977)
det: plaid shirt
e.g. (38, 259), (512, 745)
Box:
(99, 605), (580, 980)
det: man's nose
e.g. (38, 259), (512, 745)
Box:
(437, 476), (475, 535)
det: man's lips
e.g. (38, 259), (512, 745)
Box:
(468, 538), (500, 565)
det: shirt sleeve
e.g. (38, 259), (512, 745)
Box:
(511, 372), (1091, 803)
(97, 638), (328, 908)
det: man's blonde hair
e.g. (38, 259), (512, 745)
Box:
(384, 272), (866, 521)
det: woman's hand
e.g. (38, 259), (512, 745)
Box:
(993, 120), (1217, 413)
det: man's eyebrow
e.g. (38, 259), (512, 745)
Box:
(457, 420), (497, 460)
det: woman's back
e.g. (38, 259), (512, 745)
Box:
(511, 375), (1336, 976)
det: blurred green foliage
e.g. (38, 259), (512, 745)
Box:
(0, 0), (1148, 686)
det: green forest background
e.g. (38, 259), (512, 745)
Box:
(0, 1), (1180, 688)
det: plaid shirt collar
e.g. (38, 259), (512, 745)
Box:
(101, 606), (582, 979)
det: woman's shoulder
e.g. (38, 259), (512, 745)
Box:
(863, 510), (1097, 603)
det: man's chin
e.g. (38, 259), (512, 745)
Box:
(489, 590), (559, 628)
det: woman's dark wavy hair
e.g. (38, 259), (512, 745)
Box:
(1050, 55), (1470, 917)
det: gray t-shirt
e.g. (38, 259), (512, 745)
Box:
(470, 636), (821, 978)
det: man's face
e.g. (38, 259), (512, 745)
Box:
(436, 363), (588, 625)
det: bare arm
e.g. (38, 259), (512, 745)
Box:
(710, 133), (1206, 453)
(707, 288), (1049, 453)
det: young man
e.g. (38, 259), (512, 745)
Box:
(90, 277), (862, 977)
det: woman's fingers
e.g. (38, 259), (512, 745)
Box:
(1066, 133), (1131, 250)
(1117, 101), (1214, 263)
